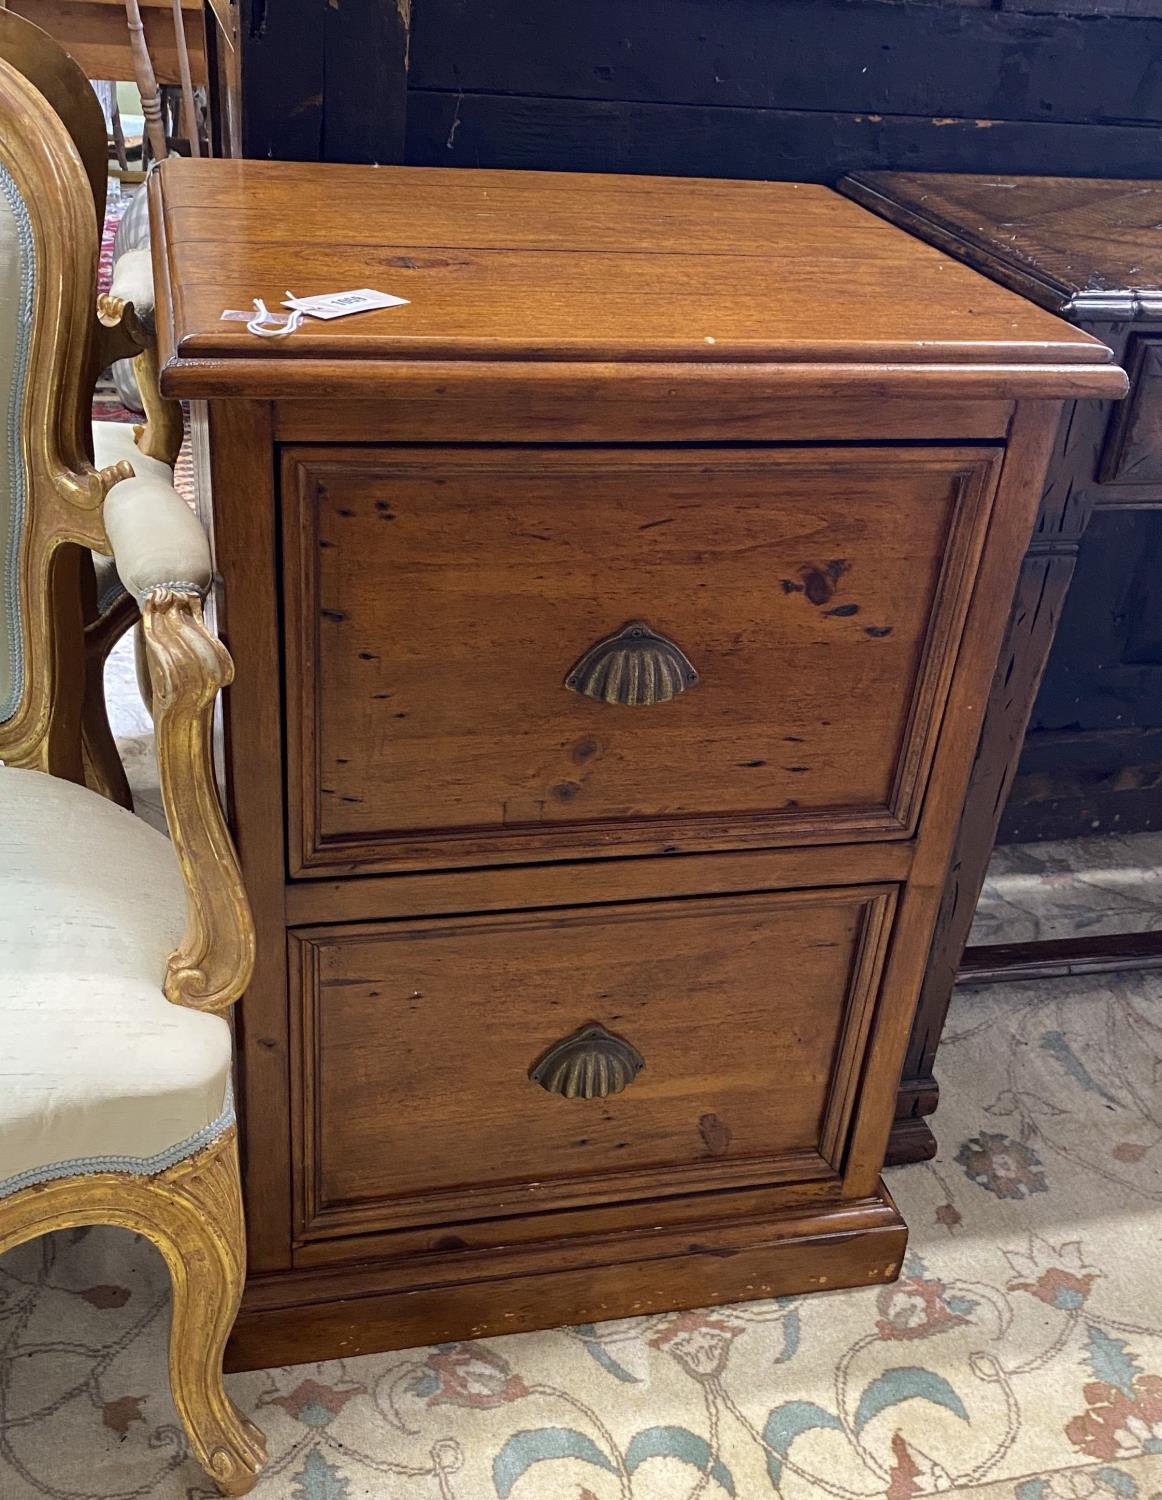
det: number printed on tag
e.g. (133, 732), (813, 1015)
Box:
(282, 288), (409, 320)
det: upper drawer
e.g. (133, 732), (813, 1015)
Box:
(282, 445), (1001, 874)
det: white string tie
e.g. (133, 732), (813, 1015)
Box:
(247, 295), (304, 338)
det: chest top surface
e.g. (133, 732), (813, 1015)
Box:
(842, 173), (1162, 320)
(149, 159), (1120, 398)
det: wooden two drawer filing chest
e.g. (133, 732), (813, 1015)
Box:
(149, 160), (1124, 1368)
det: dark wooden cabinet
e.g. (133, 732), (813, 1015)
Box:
(839, 172), (1162, 1163)
(150, 158), (1122, 1368)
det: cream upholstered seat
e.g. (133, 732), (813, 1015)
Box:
(0, 767), (233, 1198)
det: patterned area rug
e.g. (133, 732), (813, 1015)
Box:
(3, 966), (1161, 1498)
(971, 832), (1162, 947)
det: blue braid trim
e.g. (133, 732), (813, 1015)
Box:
(136, 580), (207, 606)
(0, 164), (35, 725)
(96, 571), (129, 616)
(0, 1097), (235, 1199)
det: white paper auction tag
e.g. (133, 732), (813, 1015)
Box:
(282, 288), (409, 320)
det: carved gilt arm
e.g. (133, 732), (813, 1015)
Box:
(95, 246), (150, 365)
(96, 248), (183, 467)
(103, 476), (255, 1014)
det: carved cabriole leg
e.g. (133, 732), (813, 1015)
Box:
(0, 1129), (266, 1495)
(161, 1131), (267, 1494)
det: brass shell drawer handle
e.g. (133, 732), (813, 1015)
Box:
(530, 1023), (645, 1099)
(565, 621), (698, 707)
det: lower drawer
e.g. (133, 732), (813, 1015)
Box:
(290, 881), (897, 1240)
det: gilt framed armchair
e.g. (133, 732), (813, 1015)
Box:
(0, 47), (266, 1497)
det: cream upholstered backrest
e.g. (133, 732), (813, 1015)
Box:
(0, 159), (33, 729)
(0, 56), (113, 776)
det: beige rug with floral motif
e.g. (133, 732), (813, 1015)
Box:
(3, 963), (1162, 1500)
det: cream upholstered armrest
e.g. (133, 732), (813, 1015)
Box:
(102, 474), (255, 1015)
(98, 246), (154, 327)
(103, 475), (211, 601)
(95, 248), (183, 468)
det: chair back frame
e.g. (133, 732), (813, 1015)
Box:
(0, 58), (127, 778)
(0, 10), (107, 227)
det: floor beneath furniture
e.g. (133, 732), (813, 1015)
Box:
(4, 645), (1162, 1497)
(971, 830), (1162, 948)
(4, 967), (1161, 1498)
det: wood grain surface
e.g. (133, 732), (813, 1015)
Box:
(283, 446), (1000, 874)
(9, 0), (206, 87)
(290, 887), (895, 1238)
(194, 399), (293, 1272)
(843, 173), (1162, 311)
(227, 1189), (907, 1370)
(150, 161), (1115, 375)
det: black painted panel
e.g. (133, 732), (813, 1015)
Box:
(406, 91), (1162, 182)
(237, 0), (409, 163)
(1000, 511), (1162, 840)
(1030, 511), (1162, 734)
(410, 0), (1162, 127)
(231, 0), (1162, 176)
(238, 0), (325, 161)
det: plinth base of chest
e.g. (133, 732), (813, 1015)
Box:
(225, 1184), (905, 1370)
